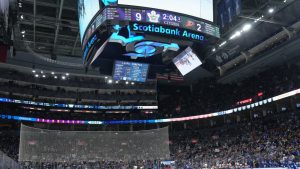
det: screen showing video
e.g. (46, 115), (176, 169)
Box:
(118, 0), (214, 22)
(78, 0), (100, 41)
(113, 60), (149, 82)
(173, 47), (202, 76)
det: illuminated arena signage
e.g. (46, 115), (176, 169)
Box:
(1, 88), (300, 125)
(83, 34), (98, 61)
(81, 7), (219, 49)
(131, 23), (205, 42)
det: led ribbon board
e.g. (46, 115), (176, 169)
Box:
(0, 97), (158, 110)
(1, 88), (300, 125)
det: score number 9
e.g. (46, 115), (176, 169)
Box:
(135, 13), (142, 21)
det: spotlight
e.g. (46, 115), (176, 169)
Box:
(51, 72), (55, 75)
(105, 76), (108, 79)
(242, 24), (252, 32)
(268, 8), (274, 13)
(115, 81), (119, 84)
(125, 81), (129, 85)
(66, 73), (69, 76)
(35, 74), (39, 78)
(62, 76), (66, 80)
(219, 41), (227, 47)
(42, 75), (46, 78)
(108, 79), (113, 84)
(131, 82), (135, 85)
(20, 15), (24, 20)
(230, 31), (242, 40)
(212, 48), (216, 52)
(41, 71), (44, 74)
(32, 70), (36, 73)
(21, 30), (25, 34)
(54, 76), (58, 79)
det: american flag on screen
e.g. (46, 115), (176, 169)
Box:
(169, 72), (184, 82)
(156, 72), (184, 82)
(156, 73), (169, 80)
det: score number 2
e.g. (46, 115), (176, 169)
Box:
(197, 24), (202, 31)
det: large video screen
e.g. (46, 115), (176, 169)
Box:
(173, 47), (202, 76)
(113, 60), (149, 82)
(118, 0), (214, 22)
(78, 0), (100, 41)
(0, 0), (10, 34)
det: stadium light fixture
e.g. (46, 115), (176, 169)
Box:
(125, 81), (129, 85)
(212, 48), (216, 52)
(268, 8), (274, 13)
(229, 31), (241, 40)
(54, 76), (58, 79)
(115, 81), (119, 84)
(219, 41), (227, 47)
(20, 15), (24, 20)
(62, 76), (66, 80)
(108, 79), (113, 84)
(242, 24), (252, 32)
(105, 76), (108, 79)
(22, 34), (25, 38)
(35, 74), (39, 78)
(66, 73), (69, 76)
(21, 30), (26, 34)
(51, 72), (55, 75)
(32, 70), (36, 73)
(131, 82), (135, 85)
(41, 71), (44, 74)
(42, 75), (46, 78)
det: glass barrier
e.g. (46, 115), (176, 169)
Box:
(0, 150), (21, 169)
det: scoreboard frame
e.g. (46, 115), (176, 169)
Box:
(81, 5), (220, 49)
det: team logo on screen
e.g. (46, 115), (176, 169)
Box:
(185, 20), (195, 28)
(147, 10), (160, 23)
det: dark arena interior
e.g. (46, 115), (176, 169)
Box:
(0, 0), (300, 168)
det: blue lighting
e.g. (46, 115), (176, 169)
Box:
(83, 34), (98, 62)
(135, 45), (156, 54)
(124, 41), (179, 59)
(132, 23), (205, 41)
(109, 25), (144, 46)
(101, 0), (117, 6)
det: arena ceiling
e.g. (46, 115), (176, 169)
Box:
(12, 0), (299, 79)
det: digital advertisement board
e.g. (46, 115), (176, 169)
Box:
(113, 60), (149, 82)
(173, 47), (202, 76)
(118, 0), (214, 22)
(78, 0), (101, 41)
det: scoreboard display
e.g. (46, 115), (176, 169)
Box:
(82, 7), (220, 48)
(118, 0), (214, 22)
(113, 60), (149, 82)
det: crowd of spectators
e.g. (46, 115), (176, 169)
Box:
(0, 111), (299, 169)
(160, 64), (300, 117)
(0, 81), (157, 102)
(0, 64), (298, 122)
(0, 68), (156, 90)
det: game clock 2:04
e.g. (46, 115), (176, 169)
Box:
(162, 13), (181, 22)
